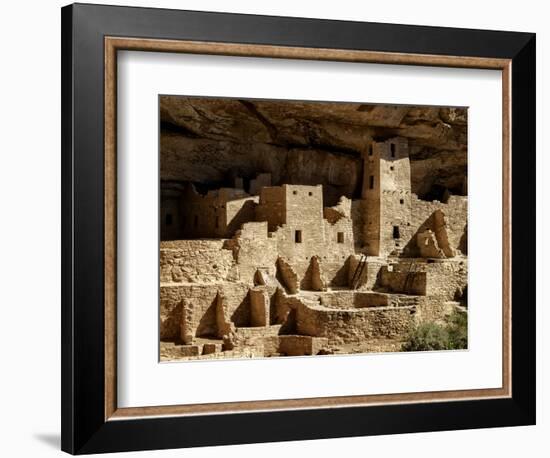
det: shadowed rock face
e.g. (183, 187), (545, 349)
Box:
(160, 96), (467, 202)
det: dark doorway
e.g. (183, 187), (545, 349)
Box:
(392, 225), (400, 239)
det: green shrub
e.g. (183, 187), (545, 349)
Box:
(401, 322), (450, 351)
(447, 310), (468, 349)
(402, 311), (468, 352)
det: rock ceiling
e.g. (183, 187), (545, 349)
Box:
(160, 96), (467, 203)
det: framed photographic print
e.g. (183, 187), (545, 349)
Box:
(61, 3), (536, 454)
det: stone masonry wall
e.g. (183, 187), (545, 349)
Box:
(255, 186), (286, 231)
(321, 260), (351, 287)
(180, 185), (258, 239)
(277, 257), (300, 294)
(225, 196), (259, 237)
(160, 282), (250, 340)
(257, 186), (355, 287)
(378, 138), (414, 257)
(322, 202), (355, 260)
(348, 255), (386, 290)
(225, 222), (279, 285)
(362, 144), (381, 255)
(414, 297), (458, 325)
(425, 260), (467, 300)
(362, 137), (413, 256)
(274, 185), (327, 263)
(405, 195), (467, 256)
(319, 291), (389, 308)
(378, 259), (467, 300)
(378, 267), (428, 295)
(250, 287), (270, 326)
(160, 239), (237, 283)
(177, 183), (355, 290)
(278, 335), (329, 356)
(295, 302), (415, 345)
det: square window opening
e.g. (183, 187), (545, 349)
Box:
(337, 232), (344, 243)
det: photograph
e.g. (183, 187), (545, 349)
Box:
(159, 96), (469, 361)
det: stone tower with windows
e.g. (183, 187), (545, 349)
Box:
(362, 137), (413, 257)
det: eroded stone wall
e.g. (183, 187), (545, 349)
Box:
(319, 291), (389, 309)
(160, 240), (237, 283)
(415, 297), (459, 325)
(377, 267), (428, 295)
(255, 186), (286, 231)
(180, 185), (258, 239)
(160, 282), (250, 341)
(278, 335), (329, 356)
(249, 287), (270, 326)
(425, 260), (467, 300)
(225, 222), (278, 285)
(377, 259), (467, 300)
(322, 198), (355, 260)
(295, 302), (416, 345)
(405, 195), (468, 256)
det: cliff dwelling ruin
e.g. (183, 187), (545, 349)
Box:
(159, 96), (468, 361)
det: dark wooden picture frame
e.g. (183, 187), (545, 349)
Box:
(61, 3), (536, 454)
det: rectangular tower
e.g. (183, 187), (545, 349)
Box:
(362, 137), (412, 257)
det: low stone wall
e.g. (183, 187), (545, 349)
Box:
(233, 324), (282, 346)
(161, 342), (266, 361)
(278, 335), (329, 356)
(319, 291), (389, 309)
(161, 334), (329, 360)
(295, 302), (415, 345)
(378, 268), (427, 295)
(160, 239), (236, 283)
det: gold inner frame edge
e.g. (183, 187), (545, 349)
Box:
(104, 36), (512, 421)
